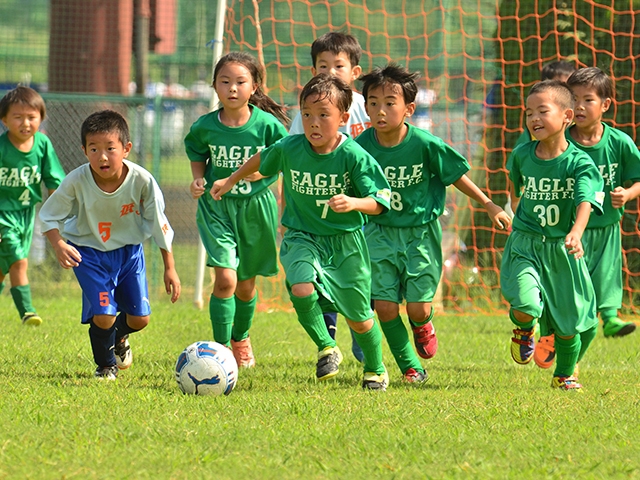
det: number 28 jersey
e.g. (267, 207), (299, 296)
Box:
(508, 141), (604, 238)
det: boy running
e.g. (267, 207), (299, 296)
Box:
(0, 86), (65, 325)
(212, 74), (392, 390)
(502, 80), (604, 391)
(357, 64), (511, 382)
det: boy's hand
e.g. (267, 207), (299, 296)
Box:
(190, 178), (206, 199)
(53, 242), (82, 269)
(164, 267), (181, 303)
(610, 186), (630, 209)
(485, 202), (512, 230)
(210, 177), (233, 200)
(565, 232), (584, 259)
(328, 194), (356, 213)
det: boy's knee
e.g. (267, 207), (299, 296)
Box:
(510, 308), (535, 326)
(406, 302), (432, 323)
(347, 318), (373, 333)
(127, 315), (149, 330)
(290, 282), (314, 298)
(374, 300), (399, 321)
(92, 314), (116, 329)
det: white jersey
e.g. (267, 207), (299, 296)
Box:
(39, 160), (174, 252)
(289, 91), (371, 138)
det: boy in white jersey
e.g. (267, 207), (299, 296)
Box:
(289, 32), (370, 361)
(212, 74), (392, 390)
(39, 110), (181, 380)
(502, 81), (604, 391)
(357, 64), (511, 382)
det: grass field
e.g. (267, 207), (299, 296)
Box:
(1, 286), (639, 480)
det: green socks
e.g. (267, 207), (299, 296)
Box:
(352, 323), (385, 375)
(232, 294), (257, 341)
(509, 308), (536, 330)
(554, 335), (580, 378)
(577, 325), (597, 364)
(10, 284), (35, 319)
(290, 291), (335, 351)
(209, 295), (235, 346)
(379, 315), (423, 374)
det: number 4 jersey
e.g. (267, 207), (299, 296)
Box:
(0, 131), (65, 210)
(39, 160), (174, 252)
(508, 141), (604, 238)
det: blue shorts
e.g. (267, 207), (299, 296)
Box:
(71, 243), (151, 324)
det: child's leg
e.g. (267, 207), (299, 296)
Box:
(209, 267), (238, 346)
(323, 312), (338, 339)
(8, 259), (40, 324)
(577, 325), (597, 364)
(347, 317), (385, 376)
(601, 309), (636, 337)
(232, 278), (257, 342)
(407, 302), (437, 359)
(376, 300), (424, 377)
(509, 308), (537, 364)
(290, 284), (335, 351)
(553, 334), (580, 378)
(89, 314), (117, 368)
(230, 279), (258, 368)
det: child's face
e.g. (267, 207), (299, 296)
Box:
(82, 131), (132, 186)
(300, 93), (350, 154)
(571, 84), (611, 130)
(365, 83), (415, 136)
(525, 90), (573, 142)
(1, 103), (42, 145)
(312, 52), (362, 86)
(213, 62), (257, 111)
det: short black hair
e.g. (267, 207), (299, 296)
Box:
(81, 110), (130, 147)
(311, 32), (362, 68)
(527, 80), (574, 111)
(299, 73), (352, 114)
(359, 63), (420, 104)
(0, 86), (46, 120)
(566, 67), (614, 100)
(541, 60), (576, 81)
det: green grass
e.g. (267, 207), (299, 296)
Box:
(1, 288), (639, 479)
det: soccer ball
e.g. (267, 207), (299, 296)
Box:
(175, 341), (238, 396)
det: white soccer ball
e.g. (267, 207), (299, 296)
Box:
(175, 341), (238, 396)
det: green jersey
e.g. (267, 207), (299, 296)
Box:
(259, 134), (391, 236)
(356, 123), (470, 227)
(567, 123), (640, 228)
(508, 141), (604, 238)
(184, 105), (288, 197)
(0, 131), (65, 211)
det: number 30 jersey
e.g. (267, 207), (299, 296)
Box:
(39, 160), (174, 252)
(508, 141), (604, 238)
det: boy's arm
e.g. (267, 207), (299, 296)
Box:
(453, 174), (512, 230)
(610, 182), (640, 209)
(43, 228), (82, 269)
(190, 161), (207, 199)
(565, 201), (592, 258)
(328, 194), (384, 216)
(160, 247), (181, 303)
(210, 152), (262, 200)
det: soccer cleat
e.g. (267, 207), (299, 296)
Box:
(411, 320), (438, 359)
(230, 337), (256, 368)
(510, 326), (536, 364)
(94, 365), (118, 380)
(362, 369), (389, 391)
(533, 334), (555, 369)
(551, 375), (582, 392)
(316, 346), (343, 380)
(114, 335), (133, 370)
(403, 367), (428, 383)
(22, 312), (42, 327)
(603, 317), (637, 338)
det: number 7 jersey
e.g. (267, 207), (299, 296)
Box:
(508, 141), (604, 238)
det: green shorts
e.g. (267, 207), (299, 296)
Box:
(582, 224), (622, 312)
(280, 228), (373, 322)
(0, 207), (36, 275)
(500, 230), (598, 336)
(197, 189), (278, 282)
(365, 220), (442, 303)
